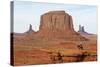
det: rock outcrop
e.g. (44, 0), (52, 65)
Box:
(39, 11), (74, 33)
(25, 24), (35, 34)
(78, 25), (85, 32)
(78, 25), (90, 35)
(78, 25), (96, 40)
(38, 11), (87, 41)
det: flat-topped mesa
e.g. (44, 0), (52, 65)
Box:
(39, 11), (74, 34)
(45, 11), (66, 14)
(37, 11), (87, 41)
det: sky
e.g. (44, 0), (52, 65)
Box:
(13, 1), (98, 34)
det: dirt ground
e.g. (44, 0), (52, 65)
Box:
(12, 34), (97, 66)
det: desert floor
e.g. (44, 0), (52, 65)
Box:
(12, 34), (97, 66)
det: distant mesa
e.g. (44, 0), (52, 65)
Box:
(39, 11), (74, 33)
(38, 11), (87, 41)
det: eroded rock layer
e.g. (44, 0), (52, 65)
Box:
(37, 11), (87, 41)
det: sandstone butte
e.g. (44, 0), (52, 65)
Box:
(21, 10), (88, 41)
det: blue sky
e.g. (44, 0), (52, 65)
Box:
(14, 1), (98, 34)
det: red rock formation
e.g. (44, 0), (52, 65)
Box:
(25, 24), (35, 34)
(13, 11), (87, 41)
(78, 25), (92, 35)
(38, 11), (87, 41)
(39, 11), (74, 33)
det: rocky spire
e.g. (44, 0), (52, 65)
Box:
(78, 25), (85, 32)
(29, 24), (33, 31)
(25, 24), (34, 33)
(82, 26), (85, 32)
(78, 25), (89, 35)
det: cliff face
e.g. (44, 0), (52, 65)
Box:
(39, 11), (74, 33)
(37, 11), (87, 40)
